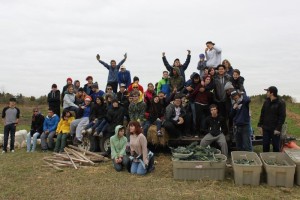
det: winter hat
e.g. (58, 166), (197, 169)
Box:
(67, 77), (73, 82)
(224, 82), (234, 91)
(86, 76), (93, 81)
(120, 83), (126, 88)
(199, 54), (205, 59)
(84, 96), (92, 101)
(230, 90), (239, 98)
(133, 76), (139, 82)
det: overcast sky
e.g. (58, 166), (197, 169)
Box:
(1, 0), (300, 101)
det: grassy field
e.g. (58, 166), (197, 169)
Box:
(1, 99), (300, 200)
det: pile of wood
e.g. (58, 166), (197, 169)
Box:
(43, 145), (109, 171)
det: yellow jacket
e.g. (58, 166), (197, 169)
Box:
(56, 117), (75, 134)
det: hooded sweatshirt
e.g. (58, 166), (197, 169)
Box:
(110, 125), (128, 159)
(169, 67), (184, 91)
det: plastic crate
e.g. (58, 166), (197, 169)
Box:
(260, 152), (296, 187)
(284, 149), (300, 185)
(172, 154), (227, 180)
(231, 151), (262, 186)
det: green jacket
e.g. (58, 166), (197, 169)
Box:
(110, 125), (127, 159)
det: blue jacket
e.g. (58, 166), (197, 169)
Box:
(98, 58), (126, 83)
(118, 70), (131, 88)
(43, 114), (59, 132)
(230, 94), (250, 126)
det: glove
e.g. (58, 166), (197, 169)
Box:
(274, 130), (281, 135)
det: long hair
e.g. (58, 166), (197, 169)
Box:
(128, 121), (142, 135)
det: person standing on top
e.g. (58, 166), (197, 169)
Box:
(96, 53), (127, 93)
(162, 50), (191, 82)
(205, 41), (222, 68)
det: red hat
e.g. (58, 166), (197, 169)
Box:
(86, 76), (93, 81)
(84, 96), (92, 101)
(67, 77), (72, 82)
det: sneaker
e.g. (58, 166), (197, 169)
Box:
(81, 129), (87, 135)
(157, 131), (162, 137)
(2, 150), (5, 154)
(11, 150), (15, 153)
(93, 132), (99, 137)
(73, 137), (82, 146)
(87, 128), (93, 135)
(27, 150), (30, 153)
(98, 132), (103, 137)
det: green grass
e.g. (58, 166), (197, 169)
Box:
(1, 101), (300, 199)
(0, 149), (300, 200)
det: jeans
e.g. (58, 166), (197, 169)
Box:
(54, 133), (68, 152)
(112, 155), (129, 172)
(40, 131), (56, 150)
(143, 120), (162, 136)
(263, 129), (280, 152)
(234, 124), (252, 151)
(26, 132), (41, 152)
(190, 102), (197, 131)
(131, 161), (147, 175)
(95, 119), (108, 134)
(195, 103), (209, 134)
(3, 123), (16, 152)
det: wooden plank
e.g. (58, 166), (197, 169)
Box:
(43, 160), (63, 172)
(64, 148), (78, 169)
(68, 145), (105, 159)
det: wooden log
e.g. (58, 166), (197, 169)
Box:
(67, 148), (95, 165)
(43, 160), (63, 172)
(68, 145), (105, 159)
(64, 148), (78, 169)
(43, 158), (74, 165)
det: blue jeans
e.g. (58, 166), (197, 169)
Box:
(112, 155), (129, 172)
(26, 132), (41, 152)
(234, 124), (252, 151)
(190, 102), (196, 131)
(131, 161), (147, 175)
(3, 123), (16, 152)
(143, 120), (162, 136)
(95, 119), (108, 134)
(263, 129), (280, 152)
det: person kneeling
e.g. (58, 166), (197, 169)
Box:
(200, 104), (228, 156)
(110, 125), (129, 171)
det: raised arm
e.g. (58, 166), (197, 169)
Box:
(182, 50), (191, 70)
(116, 53), (127, 69)
(162, 52), (173, 72)
(96, 54), (110, 70)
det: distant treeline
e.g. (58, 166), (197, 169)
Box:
(0, 92), (296, 105)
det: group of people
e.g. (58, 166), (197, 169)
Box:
(2, 41), (286, 174)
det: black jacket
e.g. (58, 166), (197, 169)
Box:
(106, 106), (125, 133)
(258, 98), (286, 131)
(204, 115), (227, 136)
(47, 90), (60, 107)
(30, 114), (45, 135)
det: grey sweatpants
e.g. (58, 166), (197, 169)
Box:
(70, 117), (89, 141)
(200, 133), (228, 156)
(40, 131), (56, 150)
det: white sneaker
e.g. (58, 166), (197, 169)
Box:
(11, 150), (15, 153)
(87, 128), (93, 134)
(2, 150), (6, 154)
